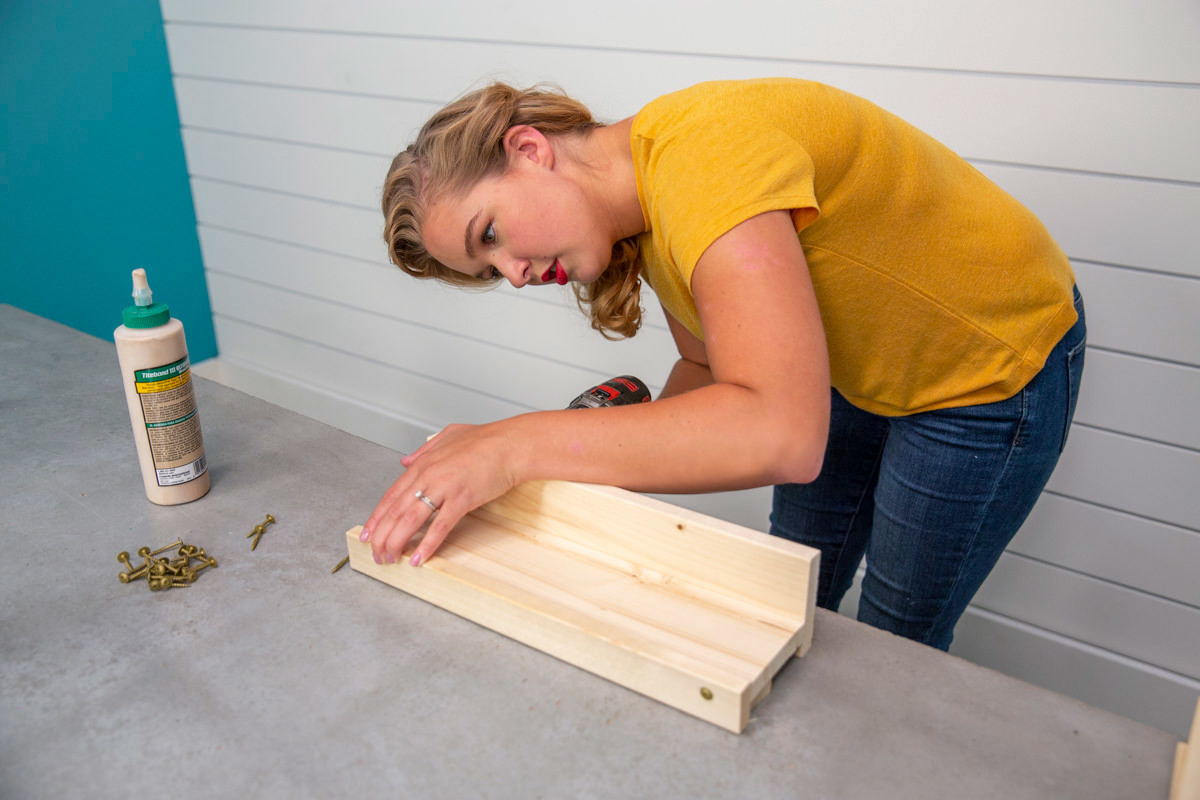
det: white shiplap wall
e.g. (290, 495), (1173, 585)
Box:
(160, 1), (1200, 737)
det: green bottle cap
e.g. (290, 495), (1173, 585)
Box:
(122, 302), (171, 328)
(121, 269), (172, 328)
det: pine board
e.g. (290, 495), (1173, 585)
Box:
(346, 480), (819, 733)
(1173, 698), (1200, 800)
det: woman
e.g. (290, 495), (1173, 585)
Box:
(362, 78), (1086, 650)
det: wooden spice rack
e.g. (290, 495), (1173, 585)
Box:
(346, 479), (819, 733)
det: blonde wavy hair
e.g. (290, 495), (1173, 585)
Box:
(382, 82), (644, 339)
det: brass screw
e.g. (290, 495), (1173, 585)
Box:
(247, 514), (276, 551)
(191, 553), (217, 573)
(117, 551), (149, 583)
(331, 555), (350, 574)
(700, 687), (714, 701)
(137, 539), (183, 559)
(147, 554), (183, 573)
(179, 544), (216, 567)
(245, 514), (276, 535)
(118, 569), (146, 584)
(179, 554), (216, 580)
(174, 549), (211, 574)
(148, 575), (192, 591)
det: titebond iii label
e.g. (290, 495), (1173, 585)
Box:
(134, 356), (207, 486)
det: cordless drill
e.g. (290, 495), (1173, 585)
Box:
(567, 375), (652, 409)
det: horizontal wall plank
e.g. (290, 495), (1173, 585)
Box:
(163, 25), (1200, 181)
(980, 163), (1200, 280)
(1049, 426), (1200, 531)
(173, 77), (435, 156)
(206, 272), (610, 412)
(971, 553), (1200, 680)
(182, 128), (389, 209)
(160, 0), (1200, 85)
(198, 227), (679, 389)
(209, 316), (528, 428)
(951, 607), (1200, 739)
(1072, 262), (1200, 368)
(1010, 493), (1200, 608)
(1074, 351), (1200, 451)
(191, 178), (383, 263)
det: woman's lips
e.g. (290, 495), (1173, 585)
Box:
(541, 259), (568, 285)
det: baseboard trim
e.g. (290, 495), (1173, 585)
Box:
(192, 355), (435, 455)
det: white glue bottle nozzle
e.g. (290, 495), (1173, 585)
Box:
(131, 268), (153, 307)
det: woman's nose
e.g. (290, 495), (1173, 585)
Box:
(497, 255), (533, 288)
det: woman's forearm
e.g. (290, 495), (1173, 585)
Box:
(504, 378), (828, 496)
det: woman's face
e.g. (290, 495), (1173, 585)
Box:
(422, 139), (617, 289)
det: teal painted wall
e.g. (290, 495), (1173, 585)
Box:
(1, 0), (216, 359)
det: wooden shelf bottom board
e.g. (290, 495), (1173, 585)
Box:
(346, 481), (818, 732)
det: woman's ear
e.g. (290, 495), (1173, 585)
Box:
(503, 125), (555, 169)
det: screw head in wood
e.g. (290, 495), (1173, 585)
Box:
(700, 687), (713, 701)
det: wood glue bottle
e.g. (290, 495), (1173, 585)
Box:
(114, 269), (210, 504)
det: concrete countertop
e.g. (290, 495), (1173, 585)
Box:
(0, 305), (1177, 799)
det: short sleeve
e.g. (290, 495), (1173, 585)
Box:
(639, 114), (821, 288)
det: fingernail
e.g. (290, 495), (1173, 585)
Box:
(410, 552), (423, 567)
(372, 550), (382, 565)
(359, 527), (370, 542)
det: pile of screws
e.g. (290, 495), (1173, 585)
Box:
(117, 538), (217, 591)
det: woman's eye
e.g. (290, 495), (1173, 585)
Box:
(482, 223), (496, 245)
(486, 267), (500, 280)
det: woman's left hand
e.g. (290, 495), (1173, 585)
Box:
(360, 421), (523, 566)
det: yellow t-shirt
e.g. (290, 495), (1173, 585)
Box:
(630, 78), (1077, 416)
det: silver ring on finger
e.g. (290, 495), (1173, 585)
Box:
(414, 489), (440, 514)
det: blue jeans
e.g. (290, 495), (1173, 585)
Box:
(769, 286), (1086, 650)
